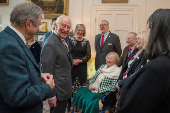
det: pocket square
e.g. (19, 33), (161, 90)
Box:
(108, 43), (112, 45)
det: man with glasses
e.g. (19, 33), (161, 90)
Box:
(41, 15), (73, 113)
(42, 18), (69, 48)
(117, 32), (137, 67)
(95, 20), (122, 70)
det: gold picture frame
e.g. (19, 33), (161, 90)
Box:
(0, 0), (9, 5)
(102, 0), (128, 3)
(40, 22), (48, 32)
(26, 0), (69, 19)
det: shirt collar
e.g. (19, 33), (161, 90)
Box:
(9, 26), (26, 45)
(102, 31), (110, 36)
(129, 45), (136, 53)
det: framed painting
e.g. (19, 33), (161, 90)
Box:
(102, 0), (128, 3)
(26, 0), (68, 19)
(0, 0), (9, 5)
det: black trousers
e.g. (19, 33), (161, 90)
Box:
(50, 100), (68, 113)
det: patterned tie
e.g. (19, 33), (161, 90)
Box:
(101, 34), (104, 48)
(61, 39), (69, 52)
(127, 48), (132, 57)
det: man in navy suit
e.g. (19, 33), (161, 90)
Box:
(0, 1), (55, 113)
(42, 18), (69, 48)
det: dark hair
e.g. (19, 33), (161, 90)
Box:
(145, 9), (170, 60)
(51, 18), (57, 24)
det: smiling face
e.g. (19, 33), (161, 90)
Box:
(51, 20), (57, 31)
(100, 20), (109, 34)
(56, 17), (71, 39)
(76, 27), (84, 38)
(126, 33), (137, 47)
(136, 34), (142, 49)
(106, 54), (115, 68)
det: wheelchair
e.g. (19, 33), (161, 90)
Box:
(71, 90), (117, 113)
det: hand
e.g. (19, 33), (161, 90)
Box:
(41, 73), (51, 83)
(116, 80), (121, 91)
(73, 59), (79, 65)
(76, 59), (83, 64)
(46, 75), (55, 90)
(89, 84), (93, 90)
(48, 98), (57, 107)
(89, 84), (97, 91)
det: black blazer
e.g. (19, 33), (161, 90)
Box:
(118, 49), (147, 81)
(95, 32), (122, 70)
(118, 55), (170, 113)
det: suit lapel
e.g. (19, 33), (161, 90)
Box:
(101, 32), (111, 49)
(55, 35), (73, 66)
(4, 26), (39, 70)
(96, 34), (101, 50)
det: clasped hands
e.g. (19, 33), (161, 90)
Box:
(89, 84), (98, 91)
(73, 59), (83, 65)
(41, 73), (55, 90)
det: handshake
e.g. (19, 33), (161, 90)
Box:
(41, 73), (55, 90)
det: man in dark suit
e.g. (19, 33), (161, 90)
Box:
(117, 32), (137, 67)
(0, 1), (55, 113)
(41, 15), (73, 113)
(95, 20), (122, 71)
(42, 18), (69, 48)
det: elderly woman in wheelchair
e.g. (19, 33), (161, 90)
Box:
(73, 52), (121, 113)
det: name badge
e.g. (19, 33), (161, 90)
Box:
(108, 43), (112, 45)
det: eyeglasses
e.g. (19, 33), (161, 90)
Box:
(60, 23), (71, 29)
(99, 24), (108, 27)
(125, 38), (132, 40)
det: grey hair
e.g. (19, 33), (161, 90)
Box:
(10, 1), (44, 26)
(74, 24), (86, 37)
(101, 20), (109, 25)
(128, 32), (137, 39)
(56, 15), (71, 26)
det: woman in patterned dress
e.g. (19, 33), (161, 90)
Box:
(68, 24), (91, 94)
(67, 24), (91, 112)
(73, 52), (121, 113)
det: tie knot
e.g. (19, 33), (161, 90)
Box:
(129, 48), (132, 52)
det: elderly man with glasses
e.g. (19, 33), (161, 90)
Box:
(95, 20), (122, 70)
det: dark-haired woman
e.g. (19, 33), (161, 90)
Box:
(118, 9), (170, 113)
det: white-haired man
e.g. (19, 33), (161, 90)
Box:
(41, 15), (73, 113)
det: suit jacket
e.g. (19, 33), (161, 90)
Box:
(42, 31), (69, 48)
(42, 31), (52, 48)
(118, 55), (170, 113)
(118, 49), (147, 81)
(117, 46), (129, 67)
(41, 33), (73, 101)
(95, 32), (122, 70)
(0, 26), (51, 113)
